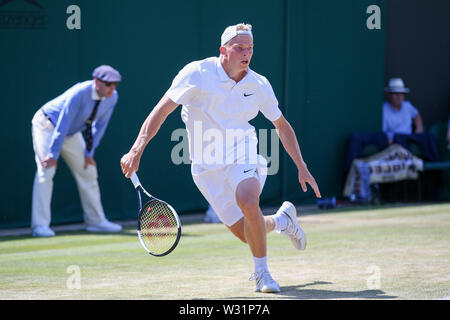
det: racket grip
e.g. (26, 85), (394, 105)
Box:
(130, 172), (141, 189)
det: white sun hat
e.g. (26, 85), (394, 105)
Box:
(221, 23), (253, 46)
(385, 78), (410, 93)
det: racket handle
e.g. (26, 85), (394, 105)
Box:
(130, 172), (141, 189)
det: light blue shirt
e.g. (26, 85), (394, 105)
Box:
(382, 101), (418, 141)
(41, 80), (118, 159)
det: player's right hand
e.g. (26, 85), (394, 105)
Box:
(120, 150), (141, 178)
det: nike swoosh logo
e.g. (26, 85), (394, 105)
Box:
(279, 211), (292, 232)
(244, 93), (254, 97)
(243, 169), (254, 173)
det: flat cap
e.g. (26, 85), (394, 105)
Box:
(92, 65), (122, 82)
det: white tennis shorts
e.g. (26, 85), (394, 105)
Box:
(191, 155), (268, 226)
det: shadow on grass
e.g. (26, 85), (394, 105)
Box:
(226, 281), (397, 300)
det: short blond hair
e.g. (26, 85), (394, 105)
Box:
(236, 23), (252, 32)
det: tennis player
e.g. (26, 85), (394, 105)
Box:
(121, 23), (321, 293)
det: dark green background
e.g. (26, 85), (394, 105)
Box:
(0, 0), (385, 228)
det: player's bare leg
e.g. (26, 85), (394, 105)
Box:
(234, 177), (266, 257)
(228, 211), (276, 243)
(228, 179), (275, 243)
(232, 177), (280, 293)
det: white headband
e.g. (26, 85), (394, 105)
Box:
(221, 24), (253, 46)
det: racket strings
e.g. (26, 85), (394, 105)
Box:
(139, 200), (179, 255)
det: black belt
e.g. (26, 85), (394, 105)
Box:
(41, 109), (55, 126)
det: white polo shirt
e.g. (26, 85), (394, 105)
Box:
(165, 56), (282, 170)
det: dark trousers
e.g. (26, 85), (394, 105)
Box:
(344, 132), (389, 172)
(393, 133), (440, 162)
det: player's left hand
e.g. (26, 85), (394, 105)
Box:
(298, 164), (321, 198)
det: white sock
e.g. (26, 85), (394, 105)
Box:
(253, 256), (268, 273)
(273, 213), (288, 231)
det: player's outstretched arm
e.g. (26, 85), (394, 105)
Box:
(120, 95), (179, 178)
(272, 115), (321, 198)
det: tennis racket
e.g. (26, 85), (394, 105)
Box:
(130, 172), (181, 256)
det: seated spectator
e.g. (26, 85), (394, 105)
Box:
(344, 78), (439, 173)
(383, 78), (439, 162)
(382, 78), (423, 144)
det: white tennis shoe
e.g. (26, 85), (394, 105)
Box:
(275, 201), (307, 250)
(250, 271), (280, 293)
(32, 225), (55, 237)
